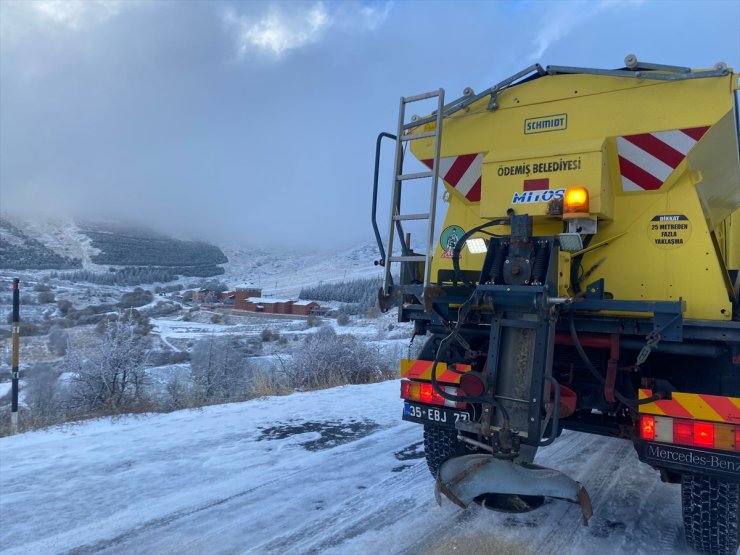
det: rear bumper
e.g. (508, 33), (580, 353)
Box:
(637, 441), (740, 482)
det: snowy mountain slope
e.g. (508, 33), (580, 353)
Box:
(0, 380), (694, 555)
(0, 218), (83, 270)
(220, 242), (384, 298)
(1, 216), (100, 270)
(0, 215), (383, 295)
(0, 217), (226, 275)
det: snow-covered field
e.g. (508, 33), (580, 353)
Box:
(0, 380), (693, 555)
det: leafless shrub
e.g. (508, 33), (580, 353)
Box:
(47, 325), (69, 356)
(37, 291), (55, 304)
(190, 335), (252, 404)
(281, 327), (397, 390)
(57, 299), (73, 315)
(64, 315), (150, 415)
(118, 287), (153, 309)
(261, 328), (280, 342)
(162, 374), (196, 411)
(23, 363), (68, 428)
(248, 366), (291, 398)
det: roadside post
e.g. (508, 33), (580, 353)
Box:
(11, 278), (20, 434)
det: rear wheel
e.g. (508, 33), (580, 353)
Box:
(423, 425), (465, 477)
(681, 474), (739, 555)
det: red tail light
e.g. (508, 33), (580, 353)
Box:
(430, 385), (446, 406)
(694, 422), (714, 448)
(640, 415), (655, 440)
(420, 383), (448, 405)
(400, 379), (466, 409)
(400, 380), (410, 399)
(673, 420), (693, 446)
(420, 383), (433, 404)
(637, 413), (738, 452)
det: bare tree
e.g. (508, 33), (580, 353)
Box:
(47, 325), (69, 356)
(64, 315), (150, 414)
(24, 363), (67, 428)
(190, 335), (251, 403)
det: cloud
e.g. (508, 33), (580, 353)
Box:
(223, 1), (391, 59)
(223, 2), (329, 58)
(32, 0), (124, 30)
(528, 0), (644, 61)
(346, 2), (392, 31)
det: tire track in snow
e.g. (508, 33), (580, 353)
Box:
(532, 434), (633, 555)
(249, 462), (430, 554)
(60, 465), (316, 555)
(62, 423), (423, 555)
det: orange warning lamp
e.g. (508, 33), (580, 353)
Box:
(563, 186), (590, 218)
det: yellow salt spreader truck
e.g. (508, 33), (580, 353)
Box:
(371, 56), (740, 555)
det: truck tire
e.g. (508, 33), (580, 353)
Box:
(681, 474), (739, 555)
(423, 425), (464, 477)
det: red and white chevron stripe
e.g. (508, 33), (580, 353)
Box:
(616, 126), (709, 191)
(422, 153), (483, 202)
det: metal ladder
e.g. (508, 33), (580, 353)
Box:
(383, 89), (445, 296)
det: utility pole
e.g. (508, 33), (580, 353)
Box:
(11, 278), (20, 434)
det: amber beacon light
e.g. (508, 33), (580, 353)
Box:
(563, 186), (590, 217)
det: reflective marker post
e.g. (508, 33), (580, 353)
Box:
(11, 278), (20, 434)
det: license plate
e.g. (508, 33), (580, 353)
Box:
(403, 402), (470, 428)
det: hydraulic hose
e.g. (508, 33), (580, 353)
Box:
(428, 301), (511, 423)
(567, 311), (661, 412)
(451, 218), (510, 286)
(569, 235), (593, 295)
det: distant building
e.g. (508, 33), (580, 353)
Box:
(242, 297), (293, 314)
(219, 282), (322, 316)
(234, 296), (326, 316)
(194, 289), (218, 303)
(221, 284), (262, 309)
(293, 300), (328, 316)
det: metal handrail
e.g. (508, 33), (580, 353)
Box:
(371, 132), (397, 270)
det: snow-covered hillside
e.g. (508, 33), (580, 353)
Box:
(0, 215), (385, 297)
(5, 217), (100, 268)
(221, 242), (384, 297)
(0, 380), (694, 555)
(0, 216), (227, 277)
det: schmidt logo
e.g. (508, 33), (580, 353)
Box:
(524, 114), (568, 134)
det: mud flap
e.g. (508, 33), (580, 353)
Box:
(435, 454), (593, 525)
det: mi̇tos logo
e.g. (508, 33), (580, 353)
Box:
(512, 178), (565, 204)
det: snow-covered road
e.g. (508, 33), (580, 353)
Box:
(0, 381), (692, 554)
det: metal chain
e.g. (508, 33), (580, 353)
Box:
(635, 312), (681, 367)
(636, 330), (662, 366)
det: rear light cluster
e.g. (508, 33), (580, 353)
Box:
(400, 379), (467, 409)
(640, 415), (739, 452)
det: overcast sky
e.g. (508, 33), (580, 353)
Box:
(1, 0), (738, 248)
